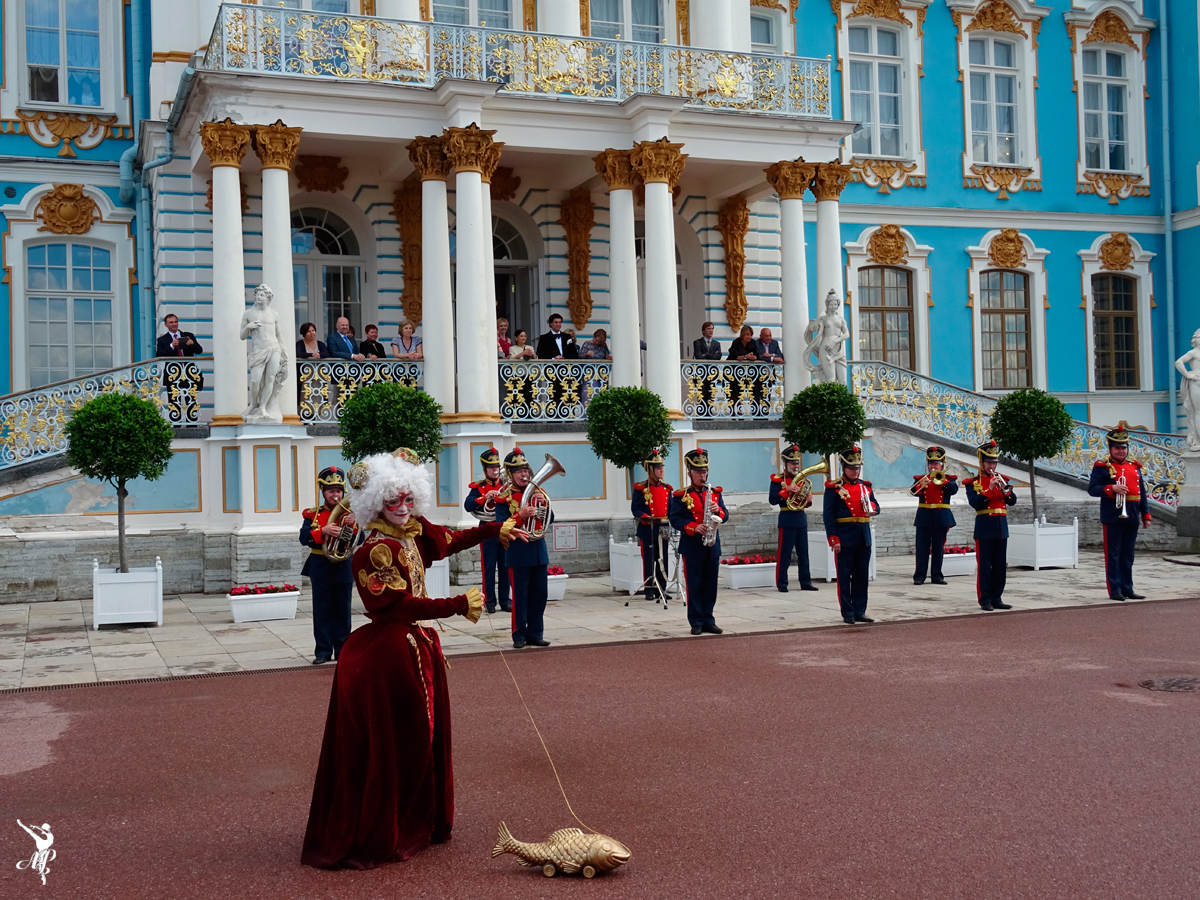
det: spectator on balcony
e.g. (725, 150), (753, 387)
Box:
(508, 330), (537, 360)
(497, 318), (512, 358)
(579, 328), (612, 361)
(389, 320), (423, 361)
(359, 324), (387, 360)
(692, 321), (722, 360)
(297, 322), (330, 360)
(727, 325), (759, 362)
(536, 313), (579, 360)
(756, 327), (784, 364)
(328, 317), (365, 361)
(156, 314), (204, 358)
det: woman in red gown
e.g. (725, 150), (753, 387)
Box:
(302, 451), (523, 869)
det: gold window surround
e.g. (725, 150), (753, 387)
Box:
(579, 0), (690, 44)
(1077, 231), (1155, 394)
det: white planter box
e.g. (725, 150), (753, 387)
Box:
(1008, 517), (1079, 570)
(547, 573), (569, 601)
(426, 557), (450, 599)
(720, 562), (775, 589)
(228, 591), (300, 624)
(940, 553), (977, 577)
(93, 557), (163, 630)
(609, 537), (643, 594)
(807, 528), (878, 583)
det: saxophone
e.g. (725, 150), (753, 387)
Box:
(701, 486), (720, 548)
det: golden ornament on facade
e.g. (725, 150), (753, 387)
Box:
(490, 167), (521, 202)
(848, 0), (911, 27)
(441, 123), (499, 175)
(205, 177), (250, 214)
(988, 229), (1027, 268)
(849, 157), (923, 193)
(252, 119), (303, 170)
(676, 0), (690, 44)
(965, 1), (1027, 37)
(200, 118), (252, 168)
(479, 141), (505, 184)
(407, 135), (452, 181)
(393, 176), (423, 325)
(1099, 233), (1135, 271)
(1078, 171), (1147, 205)
(811, 162), (853, 201)
(593, 149), (639, 191)
(558, 187), (595, 330)
(751, 0), (786, 9)
(35, 184), (98, 235)
(523, 0), (537, 31)
(631, 138), (687, 188)
(1083, 10), (1137, 50)
(15, 110), (115, 158)
(295, 156), (349, 193)
(867, 224), (908, 265)
(717, 195), (750, 332)
(764, 159), (816, 200)
(966, 164), (1037, 199)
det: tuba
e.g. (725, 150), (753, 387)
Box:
(784, 460), (831, 511)
(322, 496), (360, 563)
(523, 453), (566, 539)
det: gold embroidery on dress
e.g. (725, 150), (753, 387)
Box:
(365, 542), (407, 594)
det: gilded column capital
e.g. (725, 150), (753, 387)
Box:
(811, 162), (853, 202)
(631, 138), (687, 189)
(441, 123), (499, 175)
(252, 119), (303, 171)
(479, 141), (505, 184)
(199, 118), (252, 169)
(593, 149), (639, 191)
(407, 136), (452, 182)
(764, 159), (817, 200)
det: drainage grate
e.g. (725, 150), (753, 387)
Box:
(1139, 677), (1200, 693)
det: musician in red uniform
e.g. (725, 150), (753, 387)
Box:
(822, 446), (879, 624)
(910, 445), (958, 585)
(300, 466), (357, 665)
(632, 447), (673, 600)
(668, 447), (729, 635)
(964, 440), (1018, 611)
(463, 447), (510, 614)
(1087, 427), (1151, 600)
(769, 444), (818, 593)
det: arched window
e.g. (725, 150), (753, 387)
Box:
(492, 216), (528, 261)
(979, 269), (1030, 389)
(1092, 273), (1138, 389)
(26, 241), (113, 387)
(291, 207), (364, 339)
(857, 265), (912, 369)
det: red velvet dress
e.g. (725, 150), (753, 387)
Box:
(301, 516), (504, 869)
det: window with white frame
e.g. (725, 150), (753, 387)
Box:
(590, 0), (664, 43)
(26, 242), (114, 388)
(281, 0), (355, 11)
(750, 13), (780, 54)
(432, 0), (512, 28)
(1082, 46), (1130, 172)
(848, 24), (903, 158)
(979, 269), (1030, 389)
(857, 266), (913, 369)
(1092, 272), (1138, 388)
(24, 0), (103, 107)
(968, 36), (1019, 165)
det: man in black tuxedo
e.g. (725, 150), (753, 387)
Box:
(536, 314), (578, 360)
(692, 321), (721, 360)
(156, 314), (204, 357)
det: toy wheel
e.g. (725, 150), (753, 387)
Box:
(583, 865), (597, 878)
(542, 863), (556, 877)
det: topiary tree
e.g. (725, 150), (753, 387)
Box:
(585, 387), (674, 479)
(988, 387), (1075, 521)
(65, 392), (174, 573)
(782, 382), (867, 471)
(339, 383), (443, 463)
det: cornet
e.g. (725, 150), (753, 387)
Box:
(1117, 473), (1129, 519)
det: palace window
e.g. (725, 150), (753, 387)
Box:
(291, 208), (365, 339)
(1082, 47), (1129, 172)
(979, 269), (1030, 390)
(857, 266), (913, 369)
(589, 0), (664, 43)
(24, 0), (102, 107)
(968, 37), (1019, 165)
(280, 0), (354, 11)
(1092, 273), (1138, 389)
(848, 25), (903, 158)
(750, 13), (779, 54)
(26, 242), (113, 388)
(432, 0), (513, 28)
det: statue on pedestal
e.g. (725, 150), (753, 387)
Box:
(240, 284), (288, 424)
(1175, 329), (1200, 451)
(804, 289), (850, 385)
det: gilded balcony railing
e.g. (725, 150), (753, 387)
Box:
(203, 4), (832, 118)
(682, 361), (784, 419)
(849, 361), (1184, 509)
(298, 359), (422, 423)
(499, 360), (610, 422)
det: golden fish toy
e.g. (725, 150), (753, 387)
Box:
(491, 822), (631, 878)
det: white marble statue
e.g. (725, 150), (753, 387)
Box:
(240, 283), (289, 424)
(1175, 329), (1200, 451)
(804, 289), (850, 385)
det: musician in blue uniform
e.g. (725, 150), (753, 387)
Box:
(769, 444), (818, 593)
(911, 445), (959, 585)
(1087, 427), (1151, 601)
(300, 466), (357, 664)
(496, 447), (553, 648)
(668, 447), (729, 636)
(464, 447), (510, 614)
(964, 440), (1018, 611)
(822, 446), (879, 625)
(632, 447), (674, 601)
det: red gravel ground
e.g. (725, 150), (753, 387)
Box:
(2, 600), (1199, 900)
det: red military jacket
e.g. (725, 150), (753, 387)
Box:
(672, 485), (728, 536)
(302, 505), (334, 553)
(911, 475), (957, 507)
(633, 480), (673, 520)
(468, 478), (505, 500)
(828, 478), (876, 520)
(1099, 460), (1142, 502)
(963, 476), (1013, 516)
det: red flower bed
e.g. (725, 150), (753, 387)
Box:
(229, 583), (298, 596)
(547, 566), (566, 576)
(944, 545), (975, 555)
(720, 554), (777, 566)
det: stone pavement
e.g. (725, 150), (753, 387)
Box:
(1, 550), (1196, 690)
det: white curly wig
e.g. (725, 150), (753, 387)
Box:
(349, 452), (434, 525)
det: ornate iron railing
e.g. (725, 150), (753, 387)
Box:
(204, 4), (832, 118)
(682, 361), (785, 419)
(298, 359), (422, 423)
(499, 360), (610, 422)
(849, 361), (1184, 509)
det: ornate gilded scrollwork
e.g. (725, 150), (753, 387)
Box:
(393, 176), (423, 325)
(199, 118), (252, 169)
(35, 185), (98, 235)
(965, 0), (1026, 37)
(1078, 171), (1147, 205)
(716, 195), (750, 332)
(253, 120), (303, 170)
(987, 229), (1027, 268)
(298, 361), (422, 424)
(681, 362), (784, 420)
(163, 360), (204, 425)
(964, 165), (1039, 200)
(847, 0), (911, 27)
(489, 167), (521, 201)
(441, 123), (499, 174)
(811, 162), (853, 201)
(631, 138), (687, 188)
(764, 158), (816, 200)
(558, 187), (595, 331)
(499, 361), (611, 421)
(14, 110), (116, 158)
(867, 224), (908, 266)
(1083, 10), (1137, 50)
(407, 135), (452, 181)
(295, 155), (349, 192)
(593, 149), (639, 191)
(1099, 233), (1135, 272)
(849, 157), (924, 194)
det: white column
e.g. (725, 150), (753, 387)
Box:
(539, 0), (581, 35)
(815, 199), (843, 306)
(690, 0), (750, 51)
(409, 136), (456, 414)
(643, 182), (683, 413)
(479, 167), (501, 415)
(594, 148), (640, 388)
(766, 159), (816, 399)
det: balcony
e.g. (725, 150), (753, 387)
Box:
(202, 3), (831, 119)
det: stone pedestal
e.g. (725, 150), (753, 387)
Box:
(1175, 451), (1200, 551)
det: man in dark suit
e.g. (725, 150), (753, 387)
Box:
(692, 321), (722, 360)
(327, 316), (365, 360)
(755, 327), (784, 363)
(156, 314), (204, 357)
(536, 314), (578, 360)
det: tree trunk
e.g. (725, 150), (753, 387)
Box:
(1028, 457), (1038, 523)
(117, 479), (128, 574)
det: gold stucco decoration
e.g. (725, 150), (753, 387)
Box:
(716, 195), (750, 332)
(36, 184), (98, 235)
(1083, 10), (1137, 50)
(630, 138), (687, 188)
(966, 164), (1037, 199)
(1078, 171), (1147, 205)
(677, 0), (690, 44)
(593, 149), (639, 191)
(199, 118), (252, 169)
(848, 0), (911, 27)
(407, 135), (452, 182)
(751, 0), (786, 9)
(252, 119), (303, 170)
(1099, 233), (1135, 271)
(479, 141), (505, 184)
(559, 187), (595, 330)
(965, 1), (1026, 38)
(393, 176), (423, 325)
(764, 159), (816, 200)
(523, 0), (537, 31)
(849, 157), (924, 193)
(988, 229), (1027, 268)
(442, 123), (499, 175)
(15, 110), (115, 158)
(490, 167), (521, 202)
(867, 224), (908, 265)
(579, 0), (590, 36)
(295, 156), (348, 193)
(811, 162), (853, 201)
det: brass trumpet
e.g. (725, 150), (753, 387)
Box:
(783, 459), (830, 511)
(910, 467), (948, 496)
